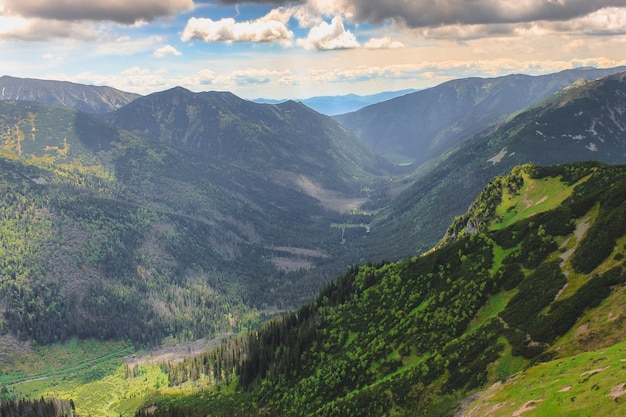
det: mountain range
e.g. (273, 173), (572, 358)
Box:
(334, 66), (626, 165)
(0, 67), (625, 416)
(359, 70), (626, 260)
(253, 89), (417, 116)
(0, 91), (393, 346)
(0, 75), (140, 113)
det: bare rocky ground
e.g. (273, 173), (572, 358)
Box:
(123, 335), (232, 368)
(0, 335), (34, 366)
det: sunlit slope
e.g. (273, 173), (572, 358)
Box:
(363, 71), (626, 261)
(134, 162), (626, 417)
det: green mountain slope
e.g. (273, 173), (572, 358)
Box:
(127, 161), (626, 417)
(361, 71), (626, 261)
(0, 95), (393, 346)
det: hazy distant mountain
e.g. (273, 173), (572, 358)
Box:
(361, 70), (626, 259)
(0, 75), (140, 113)
(334, 66), (626, 165)
(253, 89), (417, 116)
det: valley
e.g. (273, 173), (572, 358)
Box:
(0, 68), (625, 416)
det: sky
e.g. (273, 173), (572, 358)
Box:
(1, 0), (626, 99)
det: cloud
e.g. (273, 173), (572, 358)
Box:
(91, 35), (165, 56)
(542, 7), (626, 35)
(1, 0), (193, 24)
(0, 15), (98, 41)
(181, 11), (294, 45)
(297, 16), (359, 50)
(417, 6), (626, 41)
(65, 66), (297, 94)
(342, 0), (626, 28)
(306, 57), (626, 86)
(154, 44), (182, 57)
(230, 68), (291, 85)
(364, 36), (404, 49)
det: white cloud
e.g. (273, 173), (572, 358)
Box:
(543, 7), (626, 35)
(181, 11), (294, 46)
(297, 16), (360, 50)
(154, 44), (182, 58)
(306, 57), (626, 85)
(364, 36), (404, 49)
(91, 35), (164, 56)
(410, 6), (626, 41)
(179, 69), (222, 87)
(230, 68), (291, 85)
(65, 67), (171, 94)
(0, 15), (98, 41)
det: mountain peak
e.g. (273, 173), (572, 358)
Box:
(0, 75), (140, 113)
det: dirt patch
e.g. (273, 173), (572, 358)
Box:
(271, 246), (327, 258)
(581, 366), (610, 376)
(270, 256), (314, 272)
(123, 335), (232, 368)
(487, 147), (508, 164)
(559, 385), (572, 392)
(269, 246), (328, 272)
(521, 183), (535, 208)
(0, 335), (34, 366)
(609, 382), (626, 399)
(512, 399), (544, 416)
(273, 171), (367, 213)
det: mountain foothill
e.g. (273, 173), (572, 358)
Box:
(0, 68), (625, 417)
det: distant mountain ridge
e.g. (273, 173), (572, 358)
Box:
(103, 86), (393, 194)
(0, 75), (141, 113)
(253, 89), (417, 115)
(334, 66), (626, 165)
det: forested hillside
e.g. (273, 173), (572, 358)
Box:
(1, 71), (626, 416)
(360, 71), (626, 261)
(0, 93), (392, 347)
(130, 162), (626, 417)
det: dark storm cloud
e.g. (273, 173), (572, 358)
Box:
(346, 0), (626, 27)
(2, 0), (194, 24)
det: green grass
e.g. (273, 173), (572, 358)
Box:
(490, 242), (517, 275)
(492, 174), (577, 230)
(487, 337), (529, 382)
(466, 340), (626, 417)
(466, 290), (515, 334)
(551, 281), (626, 358)
(493, 173), (579, 231)
(345, 331), (358, 347)
(0, 338), (169, 417)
